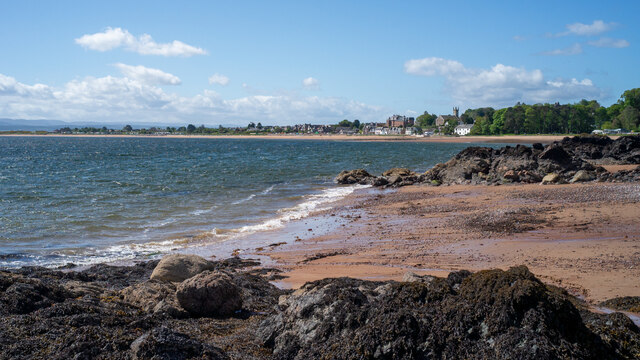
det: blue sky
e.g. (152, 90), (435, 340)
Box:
(0, 0), (638, 126)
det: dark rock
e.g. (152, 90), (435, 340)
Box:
(130, 326), (228, 360)
(259, 266), (636, 359)
(0, 273), (71, 314)
(600, 296), (640, 313)
(176, 271), (242, 317)
(335, 169), (375, 184)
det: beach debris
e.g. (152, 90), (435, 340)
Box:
(176, 271), (242, 318)
(150, 254), (216, 283)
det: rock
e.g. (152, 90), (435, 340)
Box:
(382, 168), (416, 177)
(502, 169), (519, 181)
(541, 173), (560, 185)
(401, 271), (436, 284)
(570, 170), (595, 183)
(603, 135), (640, 164)
(538, 143), (573, 164)
(599, 296), (640, 313)
(0, 273), (71, 315)
(259, 267), (631, 359)
(120, 280), (188, 318)
(372, 177), (389, 186)
(130, 326), (228, 360)
(335, 169), (374, 184)
(176, 271), (242, 317)
(150, 254), (215, 282)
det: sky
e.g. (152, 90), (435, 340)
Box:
(0, 0), (638, 126)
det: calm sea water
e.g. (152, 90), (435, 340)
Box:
(0, 137), (502, 267)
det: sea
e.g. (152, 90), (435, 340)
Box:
(0, 136), (503, 268)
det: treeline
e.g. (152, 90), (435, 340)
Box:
(465, 88), (640, 135)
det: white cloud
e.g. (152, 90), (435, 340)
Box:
(208, 73), (229, 86)
(113, 63), (181, 85)
(75, 27), (207, 57)
(404, 58), (465, 76)
(404, 57), (602, 108)
(564, 20), (614, 36)
(0, 74), (386, 125)
(588, 37), (630, 48)
(302, 77), (319, 89)
(540, 43), (583, 56)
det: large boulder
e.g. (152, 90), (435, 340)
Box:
(176, 271), (242, 317)
(150, 254), (215, 282)
(130, 326), (228, 360)
(335, 169), (375, 184)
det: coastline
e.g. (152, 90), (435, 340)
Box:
(0, 133), (584, 144)
(252, 182), (640, 304)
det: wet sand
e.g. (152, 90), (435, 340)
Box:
(255, 182), (640, 304)
(1, 133), (581, 144)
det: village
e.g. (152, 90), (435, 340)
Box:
(285, 107), (473, 137)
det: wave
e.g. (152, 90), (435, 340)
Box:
(0, 184), (368, 268)
(231, 184), (276, 205)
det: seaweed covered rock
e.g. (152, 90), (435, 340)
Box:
(558, 135), (640, 164)
(176, 271), (242, 317)
(150, 254), (215, 282)
(130, 326), (228, 360)
(335, 169), (375, 185)
(0, 272), (71, 314)
(259, 266), (638, 359)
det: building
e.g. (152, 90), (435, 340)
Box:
(436, 107), (460, 127)
(386, 115), (414, 128)
(454, 124), (473, 136)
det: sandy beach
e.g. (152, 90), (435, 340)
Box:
(0, 133), (583, 144)
(255, 181), (640, 304)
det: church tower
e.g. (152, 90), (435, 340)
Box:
(453, 107), (459, 117)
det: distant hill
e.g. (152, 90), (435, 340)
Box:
(0, 119), (71, 131)
(0, 119), (214, 131)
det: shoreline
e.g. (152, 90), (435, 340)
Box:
(252, 181), (640, 304)
(0, 133), (584, 144)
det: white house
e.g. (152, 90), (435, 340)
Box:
(454, 124), (473, 136)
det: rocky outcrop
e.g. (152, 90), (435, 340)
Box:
(337, 135), (640, 188)
(558, 135), (640, 164)
(335, 169), (375, 184)
(0, 257), (285, 359)
(150, 254), (215, 282)
(1, 256), (639, 359)
(176, 271), (243, 318)
(259, 266), (640, 359)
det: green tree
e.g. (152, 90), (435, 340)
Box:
(443, 120), (457, 135)
(338, 119), (353, 127)
(247, 122), (256, 129)
(186, 124), (196, 133)
(416, 111), (437, 127)
(613, 106), (640, 130)
(352, 119), (360, 129)
(257, 122), (263, 130)
(621, 88), (640, 110)
(123, 125), (133, 132)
